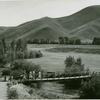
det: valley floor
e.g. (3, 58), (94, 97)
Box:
(27, 44), (100, 72)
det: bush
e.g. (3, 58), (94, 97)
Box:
(11, 60), (41, 80)
(22, 50), (43, 59)
(79, 74), (100, 99)
(28, 89), (33, 95)
(2, 68), (11, 81)
(27, 50), (42, 58)
(11, 70), (24, 80)
(8, 88), (18, 99)
(2, 68), (11, 76)
(64, 56), (85, 76)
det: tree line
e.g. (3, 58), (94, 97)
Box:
(27, 37), (100, 45)
(27, 37), (81, 45)
(0, 38), (43, 65)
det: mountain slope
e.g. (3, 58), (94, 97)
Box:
(0, 27), (10, 35)
(56, 5), (100, 31)
(68, 18), (100, 40)
(0, 17), (66, 41)
(0, 5), (100, 41)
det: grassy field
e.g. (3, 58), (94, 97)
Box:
(46, 47), (100, 54)
(27, 44), (100, 73)
(28, 44), (100, 49)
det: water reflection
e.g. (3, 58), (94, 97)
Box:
(30, 80), (81, 99)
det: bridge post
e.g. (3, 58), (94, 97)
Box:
(29, 71), (33, 79)
(38, 71), (42, 79)
(32, 71), (35, 80)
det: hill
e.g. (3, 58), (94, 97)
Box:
(0, 17), (66, 41)
(0, 27), (10, 35)
(56, 5), (100, 40)
(0, 5), (100, 41)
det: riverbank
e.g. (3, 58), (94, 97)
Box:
(8, 83), (79, 99)
(8, 83), (43, 99)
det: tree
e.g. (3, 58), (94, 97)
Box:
(34, 65), (41, 79)
(0, 39), (7, 67)
(75, 39), (81, 45)
(9, 39), (28, 60)
(11, 60), (41, 79)
(69, 39), (74, 45)
(0, 41), (3, 55)
(92, 37), (100, 45)
(65, 56), (75, 67)
(0, 55), (6, 67)
(11, 70), (24, 80)
(33, 39), (39, 44)
(10, 40), (16, 62)
(1, 38), (6, 54)
(64, 56), (85, 76)
(58, 37), (64, 44)
(2, 69), (11, 81)
(76, 57), (82, 66)
(64, 37), (69, 44)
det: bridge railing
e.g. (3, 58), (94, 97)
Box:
(27, 74), (92, 81)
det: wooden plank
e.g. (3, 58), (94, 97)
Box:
(22, 75), (91, 83)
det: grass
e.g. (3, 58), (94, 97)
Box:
(46, 46), (100, 54)
(27, 44), (100, 73)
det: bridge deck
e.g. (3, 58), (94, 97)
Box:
(22, 75), (91, 83)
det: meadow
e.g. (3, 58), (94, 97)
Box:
(46, 47), (100, 54)
(27, 44), (100, 73)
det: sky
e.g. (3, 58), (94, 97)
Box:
(0, 0), (100, 26)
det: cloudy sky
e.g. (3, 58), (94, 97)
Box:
(0, 0), (100, 26)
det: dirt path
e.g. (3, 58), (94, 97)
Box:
(0, 82), (8, 99)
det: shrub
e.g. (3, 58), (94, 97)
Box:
(65, 56), (75, 67)
(28, 89), (33, 95)
(11, 60), (41, 80)
(2, 68), (11, 81)
(22, 50), (43, 59)
(79, 74), (100, 99)
(64, 56), (85, 76)
(8, 88), (18, 99)
(11, 70), (23, 80)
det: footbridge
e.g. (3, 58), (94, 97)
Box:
(21, 75), (91, 84)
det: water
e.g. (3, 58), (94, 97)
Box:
(32, 81), (79, 99)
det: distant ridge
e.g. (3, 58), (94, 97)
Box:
(0, 5), (100, 41)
